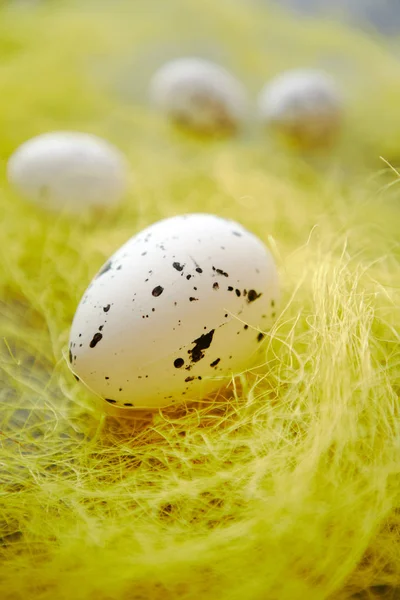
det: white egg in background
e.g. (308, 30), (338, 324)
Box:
(7, 131), (129, 211)
(69, 214), (279, 410)
(258, 69), (343, 148)
(150, 58), (248, 134)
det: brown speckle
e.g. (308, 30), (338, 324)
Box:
(213, 282), (219, 290)
(173, 262), (184, 271)
(89, 332), (103, 348)
(247, 290), (262, 303)
(210, 358), (220, 367)
(152, 285), (164, 297)
(212, 266), (229, 277)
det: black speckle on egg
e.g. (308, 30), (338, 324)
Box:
(174, 358), (184, 368)
(195, 267), (203, 273)
(235, 289), (241, 297)
(152, 285), (164, 297)
(68, 349), (73, 363)
(73, 374), (79, 382)
(103, 304), (111, 313)
(247, 290), (262, 303)
(186, 274), (192, 280)
(89, 333), (103, 348)
(188, 329), (215, 363)
(213, 282), (219, 290)
(173, 262), (184, 271)
(105, 398), (116, 404)
(99, 325), (104, 331)
(189, 297), (198, 302)
(210, 358), (220, 367)
(244, 324), (249, 330)
(141, 252), (147, 256)
(228, 286), (234, 292)
(185, 376), (195, 382)
(257, 332), (265, 342)
(124, 403), (134, 407)
(232, 231), (242, 237)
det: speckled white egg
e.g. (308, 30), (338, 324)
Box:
(69, 214), (279, 410)
(149, 58), (247, 133)
(7, 131), (129, 211)
(258, 69), (342, 148)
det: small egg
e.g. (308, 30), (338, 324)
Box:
(69, 214), (279, 410)
(7, 131), (129, 211)
(149, 58), (247, 134)
(258, 69), (343, 148)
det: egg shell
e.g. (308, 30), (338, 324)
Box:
(149, 58), (247, 133)
(69, 214), (279, 410)
(258, 69), (342, 147)
(7, 131), (129, 211)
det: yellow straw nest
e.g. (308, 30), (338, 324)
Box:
(0, 1), (399, 598)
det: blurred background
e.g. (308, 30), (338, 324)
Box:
(273, 0), (400, 35)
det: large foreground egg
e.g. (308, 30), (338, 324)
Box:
(258, 69), (343, 148)
(149, 58), (247, 134)
(7, 131), (129, 211)
(69, 214), (279, 410)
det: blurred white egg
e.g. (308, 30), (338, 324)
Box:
(7, 131), (129, 211)
(258, 69), (343, 148)
(150, 58), (247, 134)
(69, 214), (279, 410)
